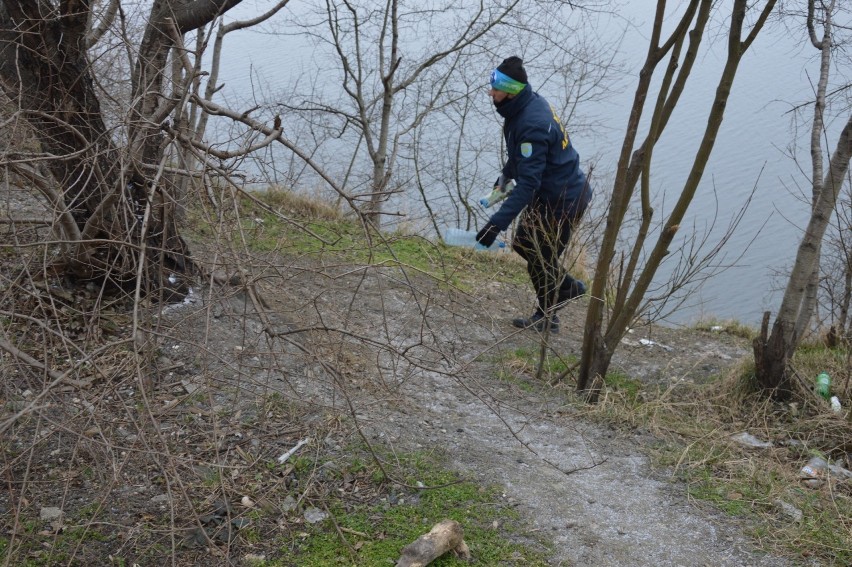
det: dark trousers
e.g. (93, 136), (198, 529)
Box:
(512, 199), (587, 315)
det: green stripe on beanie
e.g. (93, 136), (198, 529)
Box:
(490, 69), (526, 95)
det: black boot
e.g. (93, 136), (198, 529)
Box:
(511, 311), (560, 334)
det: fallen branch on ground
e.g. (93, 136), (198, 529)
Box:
(395, 519), (471, 567)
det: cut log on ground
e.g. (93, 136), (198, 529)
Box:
(395, 519), (471, 567)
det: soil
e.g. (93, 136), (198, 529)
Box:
(0, 185), (801, 565)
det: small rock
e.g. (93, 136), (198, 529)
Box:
(774, 499), (803, 523)
(243, 553), (267, 565)
(231, 517), (251, 529)
(304, 507), (328, 524)
(39, 507), (62, 522)
(181, 379), (202, 394)
(281, 495), (297, 512)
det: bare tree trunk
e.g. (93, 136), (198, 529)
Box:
(578, 0), (702, 397)
(756, 113), (852, 395)
(578, 0), (776, 399)
(753, 312), (795, 396)
(0, 0), (243, 298)
(754, 1), (852, 397)
(0, 1), (115, 219)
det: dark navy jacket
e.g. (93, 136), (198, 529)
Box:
(488, 85), (590, 231)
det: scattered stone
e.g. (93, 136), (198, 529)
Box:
(243, 553), (267, 566)
(39, 507), (62, 522)
(829, 462), (852, 479)
(187, 498), (249, 546)
(774, 499), (803, 523)
(150, 494), (170, 504)
(304, 507), (328, 524)
(281, 495), (297, 512)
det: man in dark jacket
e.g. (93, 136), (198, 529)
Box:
(476, 56), (592, 334)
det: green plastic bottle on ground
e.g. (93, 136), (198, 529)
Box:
(815, 372), (831, 399)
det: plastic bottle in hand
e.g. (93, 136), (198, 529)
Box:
(442, 227), (505, 250)
(479, 178), (516, 208)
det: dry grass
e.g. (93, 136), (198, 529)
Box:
(252, 186), (345, 221)
(578, 355), (852, 565)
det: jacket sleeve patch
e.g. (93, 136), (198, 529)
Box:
(520, 142), (533, 158)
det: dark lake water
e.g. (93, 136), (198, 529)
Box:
(214, 2), (840, 327)
(572, 4), (825, 327)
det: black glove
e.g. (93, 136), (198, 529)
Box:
(476, 222), (500, 248)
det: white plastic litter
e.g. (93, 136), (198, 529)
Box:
(730, 432), (773, 449)
(830, 396), (842, 413)
(638, 338), (673, 351)
(277, 437), (311, 464)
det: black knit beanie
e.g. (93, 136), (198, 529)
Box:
(496, 56), (527, 85)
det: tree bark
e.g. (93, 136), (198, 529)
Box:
(0, 0), (243, 298)
(756, 113), (852, 394)
(753, 312), (793, 398)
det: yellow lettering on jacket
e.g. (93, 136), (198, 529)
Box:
(549, 104), (570, 150)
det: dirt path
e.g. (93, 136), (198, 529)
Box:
(374, 352), (786, 566)
(352, 277), (788, 566)
(172, 257), (793, 566)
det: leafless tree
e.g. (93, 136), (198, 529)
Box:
(753, 0), (852, 398)
(275, 0), (614, 230)
(0, 0), (253, 301)
(576, 0), (778, 401)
